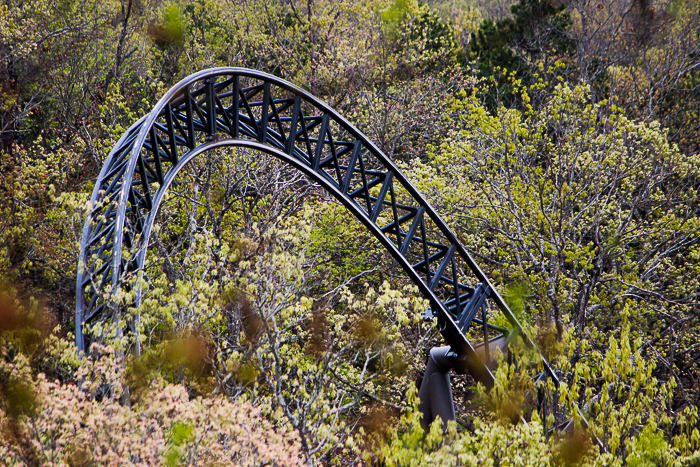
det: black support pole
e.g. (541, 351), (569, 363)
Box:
(418, 346), (456, 431)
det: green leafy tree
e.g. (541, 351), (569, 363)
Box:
(469, 0), (575, 108)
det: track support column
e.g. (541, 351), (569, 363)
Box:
(418, 346), (456, 431)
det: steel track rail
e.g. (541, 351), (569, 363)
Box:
(76, 68), (582, 436)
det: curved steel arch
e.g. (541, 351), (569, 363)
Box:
(76, 67), (557, 392)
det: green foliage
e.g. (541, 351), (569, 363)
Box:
(470, 0), (575, 107)
(165, 420), (195, 467)
(626, 425), (670, 467)
(422, 78), (700, 346)
(2, 0), (700, 464)
(304, 202), (381, 291)
(381, 0), (413, 38)
(369, 308), (700, 466)
(150, 4), (186, 50)
(371, 385), (556, 466)
(399, 3), (458, 72)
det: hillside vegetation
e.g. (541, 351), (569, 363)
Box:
(1, 0), (700, 465)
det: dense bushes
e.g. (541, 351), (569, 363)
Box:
(1, 0), (700, 465)
(0, 346), (304, 466)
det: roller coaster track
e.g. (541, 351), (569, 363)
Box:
(76, 67), (575, 435)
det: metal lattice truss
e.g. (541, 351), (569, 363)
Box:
(77, 67), (564, 422)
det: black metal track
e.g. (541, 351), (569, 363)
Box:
(76, 67), (568, 428)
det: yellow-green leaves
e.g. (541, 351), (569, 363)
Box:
(150, 4), (186, 50)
